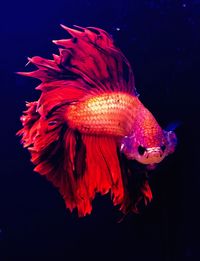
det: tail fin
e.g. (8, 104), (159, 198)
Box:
(17, 101), (125, 216)
(17, 101), (152, 216)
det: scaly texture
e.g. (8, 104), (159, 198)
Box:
(67, 92), (141, 136)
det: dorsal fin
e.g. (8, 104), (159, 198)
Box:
(18, 25), (137, 96)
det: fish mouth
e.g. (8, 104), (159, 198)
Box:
(137, 147), (164, 164)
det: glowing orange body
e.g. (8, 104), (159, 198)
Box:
(67, 92), (140, 136)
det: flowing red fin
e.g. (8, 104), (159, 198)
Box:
(17, 102), (79, 212)
(17, 101), (40, 147)
(17, 100), (153, 216)
(37, 83), (86, 116)
(18, 25), (137, 96)
(80, 135), (124, 206)
(119, 154), (153, 214)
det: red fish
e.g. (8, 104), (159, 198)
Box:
(17, 25), (177, 217)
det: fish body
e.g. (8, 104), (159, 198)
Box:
(17, 25), (176, 216)
(67, 92), (138, 136)
(66, 91), (175, 165)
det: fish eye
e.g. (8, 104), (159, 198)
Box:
(138, 145), (146, 155)
(161, 145), (166, 152)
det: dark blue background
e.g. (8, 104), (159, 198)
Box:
(1, 0), (199, 260)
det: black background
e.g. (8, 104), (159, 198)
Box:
(1, 0), (199, 260)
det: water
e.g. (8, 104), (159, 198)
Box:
(1, 0), (199, 260)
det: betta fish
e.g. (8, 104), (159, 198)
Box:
(17, 25), (177, 217)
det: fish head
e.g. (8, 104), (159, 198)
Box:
(120, 106), (177, 166)
(121, 130), (177, 165)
